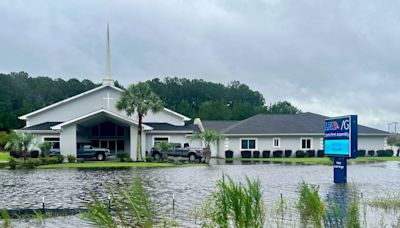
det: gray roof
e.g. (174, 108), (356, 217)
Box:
(203, 112), (389, 135)
(202, 120), (239, 132)
(144, 122), (200, 132)
(22, 122), (63, 131)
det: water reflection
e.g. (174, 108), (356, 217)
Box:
(325, 183), (357, 227)
(0, 160), (399, 227)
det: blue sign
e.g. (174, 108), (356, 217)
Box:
(324, 115), (358, 158)
(333, 157), (347, 183)
(324, 115), (357, 184)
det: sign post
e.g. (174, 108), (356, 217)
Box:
(324, 115), (357, 183)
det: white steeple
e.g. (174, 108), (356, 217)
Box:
(102, 23), (115, 86)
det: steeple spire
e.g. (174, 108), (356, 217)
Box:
(103, 23), (114, 86)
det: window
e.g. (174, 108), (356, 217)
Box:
(153, 137), (170, 146)
(301, 138), (312, 150)
(43, 137), (60, 149)
(273, 138), (280, 148)
(241, 139), (256, 150)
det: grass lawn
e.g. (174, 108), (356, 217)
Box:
(0, 151), (11, 162)
(38, 161), (206, 169)
(226, 156), (400, 165)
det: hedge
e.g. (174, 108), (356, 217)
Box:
(296, 150), (306, 158)
(253, 150), (260, 158)
(225, 150), (234, 158)
(377, 149), (393, 157)
(273, 150), (283, 158)
(317, 150), (324, 157)
(262, 150), (271, 158)
(284, 150), (292, 158)
(306, 150), (315, 157)
(241, 150), (251, 158)
(357, 150), (366, 157)
(368, 150), (375, 156)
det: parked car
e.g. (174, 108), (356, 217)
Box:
(149, 144), (204, 162)
(49, 145), (111, 161)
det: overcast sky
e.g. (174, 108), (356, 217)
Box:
(1, 0), (399, 130)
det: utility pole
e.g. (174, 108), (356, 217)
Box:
(388, 123), (392, 133)
(393, 122), (399, 134)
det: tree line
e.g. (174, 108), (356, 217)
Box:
(0, 72), (300, 131)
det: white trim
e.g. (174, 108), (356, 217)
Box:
(152, 136), (171, 146)
(149, 130), (194, 134)
(51, 109), (152, 131)
(273, 137), (281, 148)
(163, 108), (191, 121)
(42, 135), (60, 142)
(300, 137), (313, 150)
(18, 85), (124, 120)
(240, 138), (257, 150)
(15, 129), (56, 134)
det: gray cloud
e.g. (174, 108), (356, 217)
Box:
(0, 0), (399, 130)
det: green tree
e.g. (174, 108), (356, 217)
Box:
(192, 129), (222, 164)
(265, 101), (300, 114)
(116, 82), (163, 161)
(5, 131), (35, 160)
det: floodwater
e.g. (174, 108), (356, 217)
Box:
(0, 159), (399, 227)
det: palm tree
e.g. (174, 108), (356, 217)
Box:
(116, 82), (163, 161)
(192, 129), (222, 164)
(5, 131), (35, 161)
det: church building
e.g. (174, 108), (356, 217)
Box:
(16, 26), (202, 161)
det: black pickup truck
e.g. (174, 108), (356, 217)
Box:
(49, 145), (111, 161)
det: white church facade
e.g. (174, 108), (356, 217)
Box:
(17, 82), (202, 161)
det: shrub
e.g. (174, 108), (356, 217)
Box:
(273, 150), (283, 158)
(357, 150), (366, 157)
(67, 155), (76, 163)
(296, 150), (306, 158)
(284, 150), (292, 158)
(368, 150), (375, 156)
(253, 150), (260, 158)
(8, 157), (17, 169)
(30, 150), (39, 158)
(377, 149), (393, 157)
(317, 150), (324, 157)
(385, 149), (394, 157)
(39, 142), (52, 157)
(145, 156), (154, 162)
(225, 150), (234, 159)
(20, 159), (41, 169)
(306, 150), (315, 157)
(262, 150), (270, 158)
(117, 152), (129, 162)
(48, 156), (60, 164)
(9, 150), (21, 158)
(241, 150), (251, 158)
(376, 150), (385, 157)
(40, 156), (59, 165)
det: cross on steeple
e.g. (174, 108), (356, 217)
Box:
(103, 92), (114, 109)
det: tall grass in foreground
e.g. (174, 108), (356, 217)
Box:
(297, 181), (326, 227)
(1, 208), (10, 227)
(369, 193), (400, 210)
(83, 176), (154, 228)
(201, 175), (266, 228)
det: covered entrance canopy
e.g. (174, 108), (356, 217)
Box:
(51, 109), (152, 161)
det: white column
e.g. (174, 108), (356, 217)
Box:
(130, 125), (138, 161)
(60, 124), (77, 161)
(141, 131), (147, 159)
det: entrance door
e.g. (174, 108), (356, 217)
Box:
(109, 141), (116, 154)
